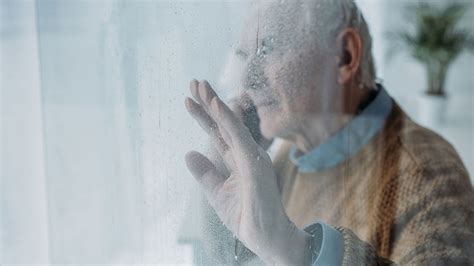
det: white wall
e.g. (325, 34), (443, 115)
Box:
(359, 0), (474, 179)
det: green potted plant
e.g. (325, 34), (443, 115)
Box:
(387, 2), (474, 126)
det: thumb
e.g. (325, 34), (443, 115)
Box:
(185, 151), (225, 203)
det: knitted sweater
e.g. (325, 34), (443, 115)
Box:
(273, 103), (474, 265)
(201, 102), (474, 265)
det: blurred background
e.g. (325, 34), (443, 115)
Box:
(1, 0), (472, 264)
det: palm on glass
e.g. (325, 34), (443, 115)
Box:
(184, 80), (307, 265)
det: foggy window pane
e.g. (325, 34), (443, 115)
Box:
(1, 0), (473, 265)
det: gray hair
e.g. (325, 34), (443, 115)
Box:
(247, 0), (377, 89)
(307, 0), (377, 88)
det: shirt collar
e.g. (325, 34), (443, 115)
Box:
(289, 85), (393, 173)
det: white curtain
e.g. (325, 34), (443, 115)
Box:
(1, 0), (248, 264)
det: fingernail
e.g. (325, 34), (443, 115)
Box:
(198, 82), (207, 101)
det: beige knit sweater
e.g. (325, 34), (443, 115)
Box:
(202, 103), (474, 265)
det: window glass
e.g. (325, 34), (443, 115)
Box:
(1, 0), (473, 265)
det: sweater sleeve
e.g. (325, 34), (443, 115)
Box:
(334, 226), (394, 265)
(301, 222), (394, 266)
(333, 216), (473, 266)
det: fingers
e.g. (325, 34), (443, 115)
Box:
(186, 97), (235, 160)
(186, 93), (238, 171)
(188, 80), (233, 148)
(189, 80), (203, 105)
(190, 80), (217, 112)
(199, 80), (218, 106)
(185, 97), (229, 152)
(185, 97), (217, 133)
(210, 96), (258, 154)
(188, 79), (258, 158)
(185, 151), (225, 205)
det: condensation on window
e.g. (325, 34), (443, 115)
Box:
(1, 0), (473, 265)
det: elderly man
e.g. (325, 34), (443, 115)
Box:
(184, 0), (474, 265)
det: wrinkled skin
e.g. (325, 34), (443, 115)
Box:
(236, 1), (344, 150)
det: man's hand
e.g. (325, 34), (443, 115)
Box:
(184, 80), (312, 265)
(227, 94), (273, 151)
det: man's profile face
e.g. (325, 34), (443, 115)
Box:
(236, 1), (341, 140)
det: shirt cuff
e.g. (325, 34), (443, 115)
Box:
(303, 221), (344, 266)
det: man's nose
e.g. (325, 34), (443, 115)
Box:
(242, 55), (266, 92)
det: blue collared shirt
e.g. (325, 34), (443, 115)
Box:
(292, 86), (394, 265)
(289, 86), (393, 173)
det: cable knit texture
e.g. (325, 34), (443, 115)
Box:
(335, 226), (394, 265)
(202, 102), (474, 265)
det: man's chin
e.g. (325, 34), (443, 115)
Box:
(258, 106), (290, 140)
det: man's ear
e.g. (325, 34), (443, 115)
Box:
(335, 28), (363, 87)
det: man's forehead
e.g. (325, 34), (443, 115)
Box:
(238, 0), (316, 50)
(248, 1), (305, 31)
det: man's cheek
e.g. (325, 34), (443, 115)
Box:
(257, 105), (279, 131)
(258, 115), (276, 139)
